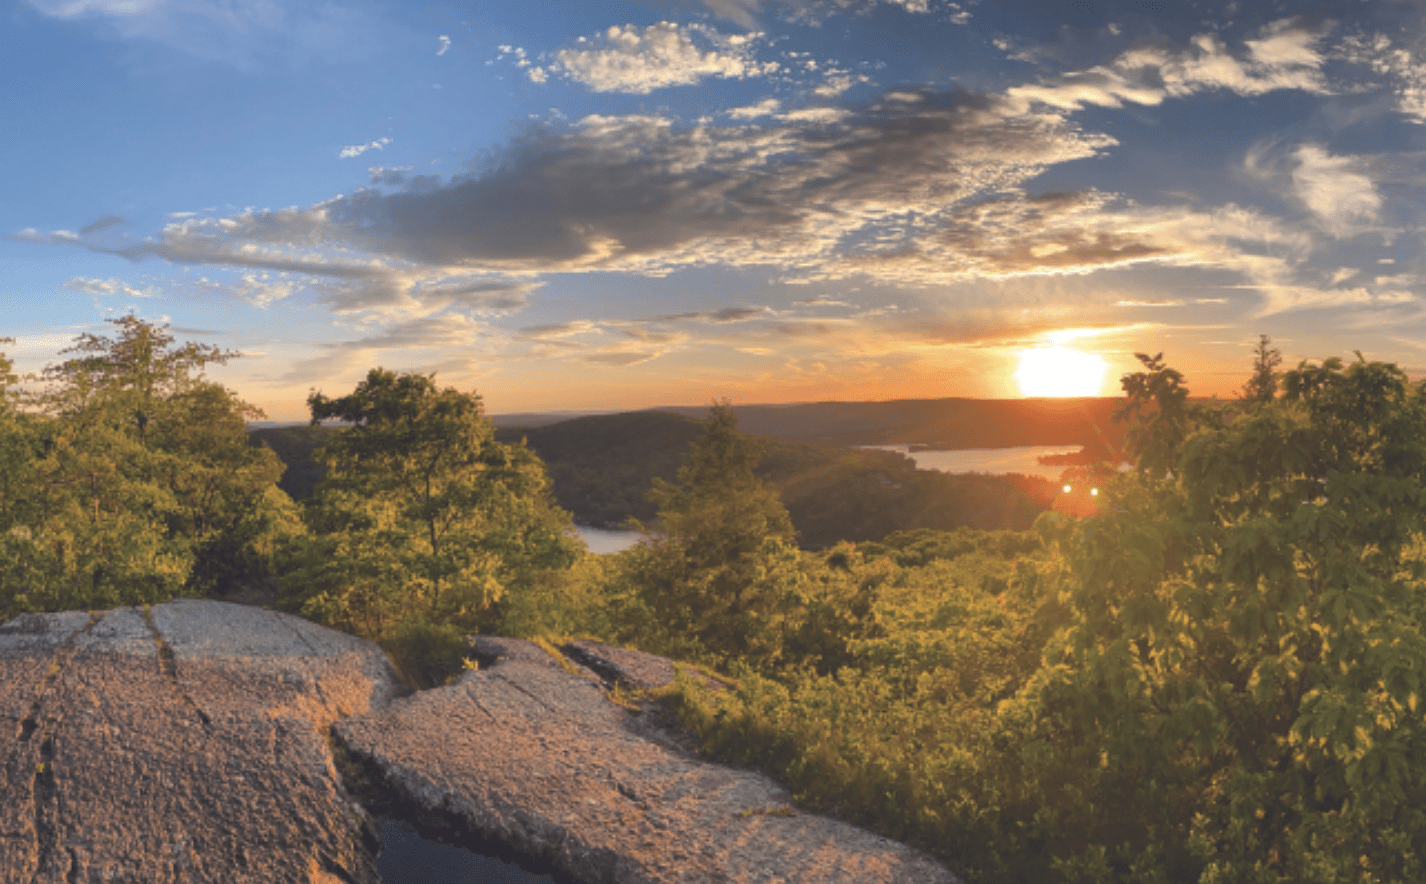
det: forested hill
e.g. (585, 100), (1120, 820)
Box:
(494, 411), (1057, 546)
(247, 425), (337, 503)
(252, 411), (1060, 548)
(656, 397), (1126, 458)
(494, 411), (701, 529)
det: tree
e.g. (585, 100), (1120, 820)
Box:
(618, 402), (800, 665)
(1241, 333), (1282, 403)
(283, 368), (580, 660)
(1018, 350), (1426, 882)
(1, 317), (290, 612)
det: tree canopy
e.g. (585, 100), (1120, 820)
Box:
(0, 317), (292, 613)
(283, 368), (580, 667)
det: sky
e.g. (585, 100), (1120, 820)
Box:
(5, 0), (1426, 420)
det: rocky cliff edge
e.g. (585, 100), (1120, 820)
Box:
(0, 601), (960, 884)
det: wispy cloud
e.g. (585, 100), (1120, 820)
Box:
(79, 215), (127, 235)
(1008, 18), (1331, 112)
(1290, 145), (1382, 238)
(436, 34), (451, 56)
(23, 0), (392, 69)
(63, 276), (158, 298)
(339, 137), (392, 159)
(531, 22), (779, 94)
(1341, 32), (1426, 123)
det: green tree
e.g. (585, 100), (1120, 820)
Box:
(1019, 351), (1426, 882)
(1241, 333), (1282, 404)
(2, 317), (291, 612)
(284, 368), (580, 663)
(617, 402), (800, 665)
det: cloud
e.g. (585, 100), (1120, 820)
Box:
(1115, 298), (1229, 308)
(26, 0), (158, 16)
(79, 215), (127, 235)
(1340, 33), (1426, 124)
(1008, 18), (1331, 112)
(814, 71), (871, 97)
(637, 306), (770, 323)
(726, 97), (781, 119)
(19, 56), (1364, 331)
(1290, 145), (1382, 238)
(653, 0), (952, 28)
(436, 35), (451, 56)
(63, 276), (158, 298)
(232, 272), (297, 308)
(347, 313), (488, 350)
(516, 320), (601, 340)
(339, 137), (392, 159)
(10, 86), (1115, 310)
(305, 89), (1111, 275)
(540, 22), (779, 94)
(23, 0), (390, 69)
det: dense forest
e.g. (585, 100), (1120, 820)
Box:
(3, 321), (1424, 883)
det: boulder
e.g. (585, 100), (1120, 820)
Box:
(336, 636), (961, 884)
(0, 600), (400, 884)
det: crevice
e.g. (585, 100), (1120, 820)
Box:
(16, 613), (97, 745)
(558, 644), (626, 693)
(490, 673), (557, 715)
(32, 719), (62, 883)
(277, 618), (346, 714)
(465, 692), (498, 726)
(326, 727), (577, 884)
(138, 606), (213, 732)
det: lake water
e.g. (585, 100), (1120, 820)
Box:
(569, 446), (1085, 558)
(857, 444), (1084, 482)
(573, 524), (643, 554)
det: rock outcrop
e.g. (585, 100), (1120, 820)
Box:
(0, 601), (960, 884)
(0, 600), (400, 884)
(337, 635), (960, 884)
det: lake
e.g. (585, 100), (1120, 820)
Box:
(569, 445), (1085, 558)
(573, 524), (643, 554)
(857, 444), (1084, 482)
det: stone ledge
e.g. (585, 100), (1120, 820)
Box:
(337, 636), (960, 884)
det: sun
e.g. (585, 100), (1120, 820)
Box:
(1015, 346), (1109, 397)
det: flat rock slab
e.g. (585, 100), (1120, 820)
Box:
(0, 600), (401, 884)
(337, 636), (960, 884)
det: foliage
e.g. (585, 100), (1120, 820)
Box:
(1015, 351), (1426, 882)
(494, 411), (702, 528)
(0, 318), (293, 614)
(642, 350), (1426, 884)
(607, 403), (800, 665)
(280, 368), (581, 677)
(1241, 334), (1282, 404)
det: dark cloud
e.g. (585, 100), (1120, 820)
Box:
(79, 215), (126, 236)
(638, 306), (770, 323)
(316, 87), (1107, 274)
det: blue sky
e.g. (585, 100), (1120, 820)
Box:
(5, 0), (1426, 419)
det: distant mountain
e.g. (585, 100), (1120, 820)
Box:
(248, 425), (338, 503)
(656, 397), (1127, 458)
(488, 411), (618, 428)
(495, 411), (702, 528)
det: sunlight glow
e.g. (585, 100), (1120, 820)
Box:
(1015, 346), (1109, 397)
